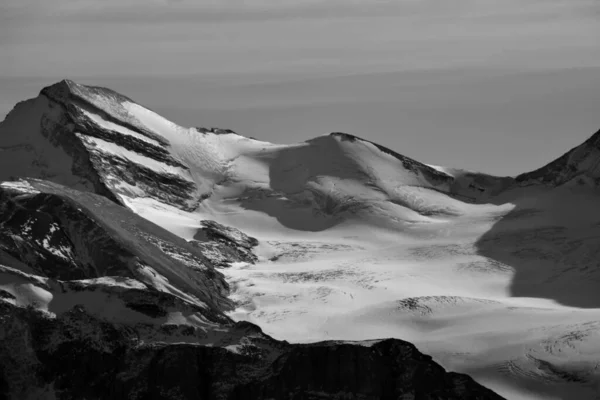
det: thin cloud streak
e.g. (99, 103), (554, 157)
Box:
(2, 0), (599, 23)
(2, 0), (599, 78)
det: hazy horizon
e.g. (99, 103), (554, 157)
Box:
(2, 0), (600, 176)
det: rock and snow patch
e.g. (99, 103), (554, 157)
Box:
(76, 134), (193, 180)
(78, 107), (163, 147)
(122, 101), (181, 141)
(39, 236), (74, 262)
(71, 276), (148, 290)
(0, 265), (52, 311)
(0, 180), (41, 195)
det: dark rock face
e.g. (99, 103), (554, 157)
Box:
(193, 220), (259, 266)
(196, 127), (237, 135)
(235, 340), (503, 400)
(0, 302), (504, 400)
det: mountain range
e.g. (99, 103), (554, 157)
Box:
(1, 80), (600, 399)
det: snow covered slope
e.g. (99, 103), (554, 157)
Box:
(224, 184), (600, 400)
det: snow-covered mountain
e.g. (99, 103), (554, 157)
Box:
(2, 79), (600, 399)
(0, 80), (515, 231)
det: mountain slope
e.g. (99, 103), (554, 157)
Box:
(0, 178), (232, 323)
(0, 178), (504, 400)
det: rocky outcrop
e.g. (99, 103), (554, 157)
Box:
(235, 341), (504, 400)
(196, 127), (237, 135)
(0, 301), (504, 400)
(192, 220), (259, 267)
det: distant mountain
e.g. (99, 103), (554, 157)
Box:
(0, 81), (506, 399)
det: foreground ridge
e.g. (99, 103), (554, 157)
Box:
(0, 302), (504, 400)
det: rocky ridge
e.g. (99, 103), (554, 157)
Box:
(0, 300), (503, 400)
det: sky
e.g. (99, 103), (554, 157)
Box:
(1, 0), (599, 175)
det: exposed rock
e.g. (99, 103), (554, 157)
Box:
(196, 127), (237, 135)
(192, 220), (259, 267)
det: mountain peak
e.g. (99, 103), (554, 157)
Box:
(0, 79), (199, 209)
(40, 79), (135, 105)
(39, 78), (72, 99)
